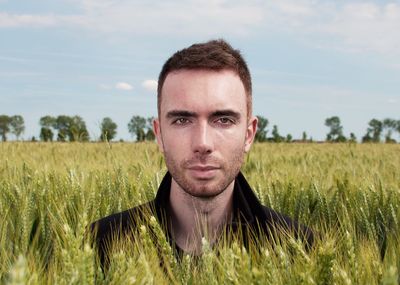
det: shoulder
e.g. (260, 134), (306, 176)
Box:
(89, 201), (155, 243)
(258, 205), (314, 249)
(234, 172), (315, 249)
(88, 201), (155, 268)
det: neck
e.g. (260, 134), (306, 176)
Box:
(168, 179), (235, 255)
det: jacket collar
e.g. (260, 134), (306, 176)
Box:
(154, 171), (261, 236)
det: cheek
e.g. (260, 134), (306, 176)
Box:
(161, 130), (190, 156)
(214, 127), (247, 144)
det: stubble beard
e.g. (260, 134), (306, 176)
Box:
(163, 146), (245, 199)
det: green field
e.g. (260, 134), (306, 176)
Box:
(1, 142), (399, 284)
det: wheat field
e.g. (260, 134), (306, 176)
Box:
(0, 142), (399, 284)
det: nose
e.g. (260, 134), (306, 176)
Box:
(192, 121), (213, 155)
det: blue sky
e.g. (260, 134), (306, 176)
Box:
(1, 0), (399, 141)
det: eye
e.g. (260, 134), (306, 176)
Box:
(173, 118), (190, 125)
(216, 117), (234, 125)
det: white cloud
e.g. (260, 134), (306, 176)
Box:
(1, 1), (400, 57)
(274, 1), (315, 17)
(0, 12), (84, 28)
(0, 1), (264, 36)
(115, 82), (133, 91)
(0, 13), (56, 27)
(263, 1), (400, 55)
(323, 3), (400, 54)
(141, 80), (157, 92)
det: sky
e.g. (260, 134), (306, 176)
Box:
(1, 0), (399, 141)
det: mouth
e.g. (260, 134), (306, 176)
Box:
(187, 165), (220, 179)
(188, 165), (220, 171)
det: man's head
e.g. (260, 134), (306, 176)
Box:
(157, 39), (252, 120)
(154, 39), (257, 199)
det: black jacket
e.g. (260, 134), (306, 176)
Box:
(90, 172), (314, 268)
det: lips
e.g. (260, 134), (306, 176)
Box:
(188, 165), (220, 171)
(187, 165), (220, 179)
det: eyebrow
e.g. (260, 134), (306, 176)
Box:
(166, 110), (197, 119)
(166, 109), (241, 120)
(210, 110), (241, 120)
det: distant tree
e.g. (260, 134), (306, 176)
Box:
(145, 117), (155, 141)
(383, 118), (397, 143)
(367, 119), (383, 143)
(254, 116), (268, 142)
(271, 125), (284, 143)
(349, 133), (357, 143)
(325, 116), (345, 142)
(302, 131), (307, 142)
(54, 115), (72, 142)
(286, 134), (293, 143)
(362, 133), (373, 143)
(10, 115), (25, 140)
(40, 127), (54, 142)
(128, 116), (147, 142)
(100, 117), (117, 141)
(39, 116), (56, 142)
(0, 115), (11, 141)
(49, 115), (89, 142)
(397, 120), (400, 140)
(69, 116), (90, 142)
(40, 116), (56, 128)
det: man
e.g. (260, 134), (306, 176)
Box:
(90, 39), (313, 267)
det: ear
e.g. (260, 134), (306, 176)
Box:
(244, 116), (257, 153)
(153, 118), (164, 153)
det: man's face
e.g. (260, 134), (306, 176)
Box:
(154, 69), (257, 198)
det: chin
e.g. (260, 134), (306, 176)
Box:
(187, 191), (224, 199)
(184, 182), (227, 199)
(171, 169), (235, 199)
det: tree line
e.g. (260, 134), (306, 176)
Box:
(255, 116), (400, 143)
(0, 114), (399, 143)
(36, 115), (154, 142)
(0, 115), (155, 142)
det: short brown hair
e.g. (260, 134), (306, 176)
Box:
(157, 39), (252, 119)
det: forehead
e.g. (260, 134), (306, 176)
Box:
(160, 69), (247, 116)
